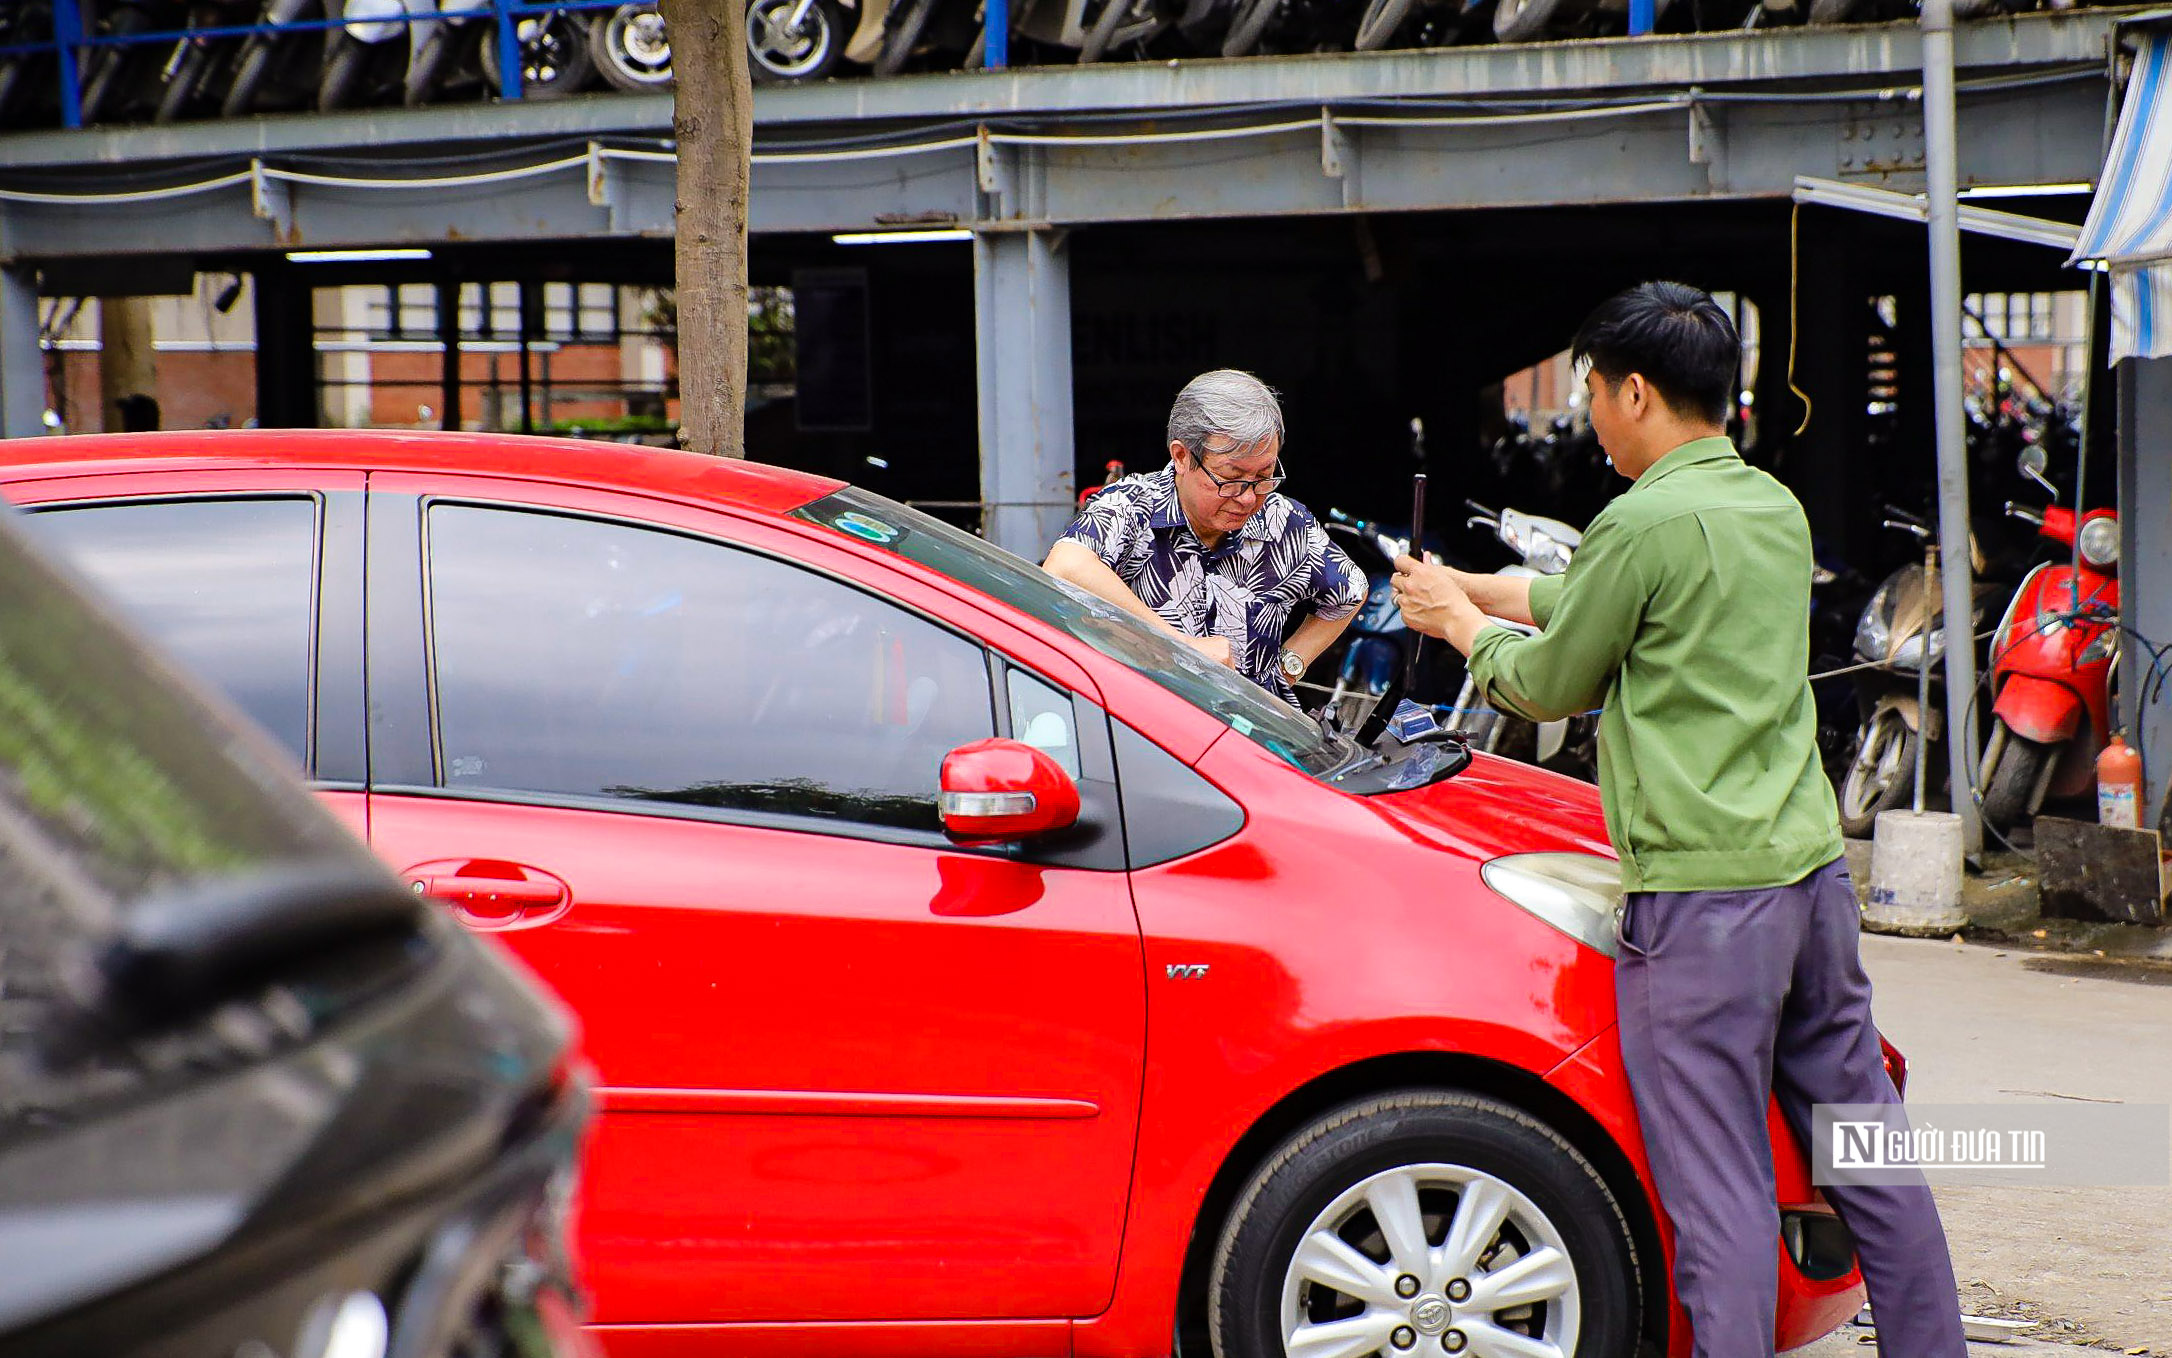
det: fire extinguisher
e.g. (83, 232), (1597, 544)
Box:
(2098, 733), (2143, 829)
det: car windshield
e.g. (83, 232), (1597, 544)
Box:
(791, 488), (1349, 777)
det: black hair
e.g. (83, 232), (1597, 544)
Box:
(1569, 282), (1740, 426)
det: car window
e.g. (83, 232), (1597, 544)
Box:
(422, 504), (996, 835)
(791, 489), (1346, 777)
(23, 497), (318, 765)
(1007, 667), (1080, 778)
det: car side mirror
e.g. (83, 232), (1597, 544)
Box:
(938, 738), (1080, 844)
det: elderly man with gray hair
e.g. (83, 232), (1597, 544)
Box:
(1044, 369), (1365, 705)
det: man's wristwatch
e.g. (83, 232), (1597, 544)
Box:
(1278, 649), (1306, 681)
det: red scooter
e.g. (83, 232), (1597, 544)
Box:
(1979, 446), (2121, 834)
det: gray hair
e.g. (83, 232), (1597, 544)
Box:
(1166, 369), (1284, 460)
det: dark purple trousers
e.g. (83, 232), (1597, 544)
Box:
(1615, 857), (1966, 1358)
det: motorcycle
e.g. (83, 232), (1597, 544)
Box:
(76, 0), (189, 125)
(1977, 445), (2120, 836)
(590, 0), (674, 89)
(218, 0), (322, 117)
(318, 0), (432, 110)
(1315, 510), (1425, 732)
(1834, 505), (2001, 838)
(150, 0), (265, 121)
(403, 0), (493, 105)
(1443, 501), (1591, 776)
(0, 3), (57, 127)
(474, 1), (596, 99)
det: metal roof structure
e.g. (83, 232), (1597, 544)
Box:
(0, 11), (2123, 258)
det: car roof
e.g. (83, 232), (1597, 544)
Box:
(0, 429), (847, 518)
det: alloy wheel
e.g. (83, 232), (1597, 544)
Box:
(1280, 1162), (1581, 1358)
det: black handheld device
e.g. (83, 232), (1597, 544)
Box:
(1403, 472), (1427, 692)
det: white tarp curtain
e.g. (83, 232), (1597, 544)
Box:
(2072, 30), (2172, 361)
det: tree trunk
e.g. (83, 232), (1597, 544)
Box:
(660, 0), (753, 458)
(98, 296), (159, 433)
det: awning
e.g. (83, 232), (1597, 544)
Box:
(2071, 29), (2172, 360)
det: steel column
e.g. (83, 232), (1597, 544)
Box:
(1921, 0), (1984, 855)
(2117, 357), (2172, 830)
(0, 265), (42, 438)
(973, 229), (1074, 559)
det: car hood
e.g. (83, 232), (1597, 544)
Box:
(1368, 751), (1617, 865)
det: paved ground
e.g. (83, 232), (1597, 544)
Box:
(1785, 931), (2172, 1355)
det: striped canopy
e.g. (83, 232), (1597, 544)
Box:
(2073, 30), (2172, 360)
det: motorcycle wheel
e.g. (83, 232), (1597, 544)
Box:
(155, 41), (214, 123)
(1354, 0), (1417, 49)
(873, 0), (936, 76)
(591, 3), (673, 90)
(747, 0), (846, 82)
(317, 34), (374, 112)
(403, 28), (453, 106)
(1220, 0), (1279, 56)
(78, 8), (156, 125)
(1977, 719), (2054, 838)
(1078, 0), (1132, 62)
(1492, 0), (1569, 41)
(222, 34), (276, 116)
(1837, 709), (1916, 839)
(480, 12), (599, 99)
(1805, 0), (1870, 22)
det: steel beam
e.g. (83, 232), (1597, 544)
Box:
(2118, 356), (2172, 830)
(974, 229), (1074, 559)
(0, 9), (2118, 169)
(0, 265), (41, 439)
(0, 76), (2105, 257)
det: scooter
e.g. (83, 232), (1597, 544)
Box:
(218, 0), (321, 117)
(1834, 505), (2002, 838)
(1444, 501), (1587, 774)
(76, 0), (189, 124)
(319, 0), (432, 110)
(1977, 445), (2120, 835)
(1316, 510), (1423, 732)
(403, 0), (492, 105)
(152, 0), (263, 121)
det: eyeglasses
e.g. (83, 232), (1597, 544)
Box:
(1188, 453), (1287, 500)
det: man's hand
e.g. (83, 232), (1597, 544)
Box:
(1392, 555), (1490, 656)
(1183, 634), (1235, 669)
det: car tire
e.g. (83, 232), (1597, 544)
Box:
(1354, 0), (1418, 50)
(1209, 1091), (1640, 1358)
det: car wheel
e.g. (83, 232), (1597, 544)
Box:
(1838, 708), (1915, 839)
(1210, 1091), (1639, 1358)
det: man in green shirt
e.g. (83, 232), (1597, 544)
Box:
(1392, 283), (1964, 1358)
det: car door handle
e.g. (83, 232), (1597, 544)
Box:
(404, 861), (572, 931)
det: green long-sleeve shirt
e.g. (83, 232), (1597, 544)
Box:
(1465, 436), (1842, 892)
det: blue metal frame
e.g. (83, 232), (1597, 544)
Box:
(0, 0), (635, 127)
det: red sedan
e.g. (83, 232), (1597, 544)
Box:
(0, 431), (1874, 1358)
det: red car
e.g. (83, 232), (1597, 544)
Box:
(0, 431), (1875, 1358)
